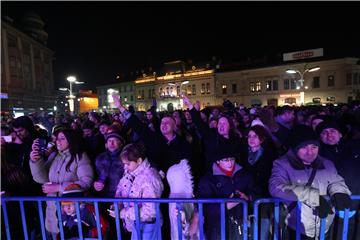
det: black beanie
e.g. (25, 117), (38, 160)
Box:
(290, 125), (319, 152)
(213, 145), (238, 162)
(315, 120), (342, 136)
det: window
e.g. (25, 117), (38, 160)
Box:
(255, 81), (261, 92)
(141, 90), (145, 99)
(138, 90), (142, 99)
(266, 81), (272, 91)
(222, 84), (227, 94)
(232, 84), (237, 94)
(313, 98), (321, 104)
(313, 76), (320, 88)
(346, 73), (352, 85)
(176, 86), (180, 96)
(159, 88), (163, 96)
(201, 83), (205, 94)
(206, 83), (211, 94)
(328, 75), (335, 87)
(285, 98), (296, 105)
(148, 89), (152, 98)
(187, 85), (192, 95)
(284, 79), (289, 90)
(326, 96), (335, 102)
(273, 80), (278, 91)
(354, 73), (359, 85)
(290, 79), (296, 89)
(130, 95), (134, 101)
(124, 85), (127, 92)
(250, 82), (255, 92)
(192, 84), (196, 95)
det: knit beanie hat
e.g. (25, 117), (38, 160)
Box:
(61, 184), (83, 205)
(105, 131), (125, 144)
(213, 145), (238, 162)
(289, 125), (319, 153)
(315, 120), (342, 136)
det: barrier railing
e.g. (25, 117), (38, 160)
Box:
(1, 196), (359, 240)
(252, 196), (360, 240)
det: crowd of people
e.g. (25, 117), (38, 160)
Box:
(1, 96), (360, 240)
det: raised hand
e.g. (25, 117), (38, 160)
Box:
(181, 94), (193, 109)
(112, 94), (122, 109)
(112, 94), (126, 113)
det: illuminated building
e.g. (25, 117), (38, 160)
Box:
(1, 13), (55, 116)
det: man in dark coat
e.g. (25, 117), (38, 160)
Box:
(316, 120), (360, 240)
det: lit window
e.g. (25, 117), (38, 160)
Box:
(266, 81), (272, 91)
(192, 84), (196, 95)
(206, 83), (211, 94)
(250, 82), (255, 92)
(222, 84), (227, 94)
(328, 75), (335, 87)
(201, 83), (205, 94)
(255, 81), (261, 92)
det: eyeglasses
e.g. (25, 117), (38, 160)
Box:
(219, 157), (235, 162)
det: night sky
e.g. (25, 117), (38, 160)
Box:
(2, 1), (360, 91)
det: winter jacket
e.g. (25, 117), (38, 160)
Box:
(94, 149), (124, 197)
(115, 159), (163, 232)
(189, 108), (243, 170)
(269, 150), (351, 238)
(197, 163), (259, 240)
(239, 145), (278, 197)
(29, 150), (94, 233)
(124, 113), (192, 173)
(167, 160), (198, 240)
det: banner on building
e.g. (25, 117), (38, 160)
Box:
(283, 48), (323, 61)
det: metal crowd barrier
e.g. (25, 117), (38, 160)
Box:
(1, 196), (359, 240)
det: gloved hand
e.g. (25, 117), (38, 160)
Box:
(316, 195), (333, 218)
(331, 193), (351, 211)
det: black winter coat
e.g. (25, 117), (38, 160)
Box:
(189, 108), (243, 170)
(239, 145), (278, 197)
(197, 163), (260, 240)
(125, 114), (192, 173)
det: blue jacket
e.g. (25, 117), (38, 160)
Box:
(94, 149), (124, 197)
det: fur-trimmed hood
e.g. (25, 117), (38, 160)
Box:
(166, 159), (194, 198)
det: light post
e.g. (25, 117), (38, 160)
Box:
(59, 75), (84, 115)
(286, 65), (320, 105)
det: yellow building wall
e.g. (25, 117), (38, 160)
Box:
(79, 97), (98, 113)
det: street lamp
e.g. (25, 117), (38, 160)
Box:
(59, 75), (84, 114)
(286, 65), (320, 105)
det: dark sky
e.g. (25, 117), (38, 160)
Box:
(2, 1), (360, 91)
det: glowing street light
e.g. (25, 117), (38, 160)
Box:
(59, 75), (84, 114)
(286, 65), (320, 105)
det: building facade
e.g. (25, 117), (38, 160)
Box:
(96, 57), (360, 111)
(96, 81), (136, 112)
(216, 57), (360, 107)
(1, 14), (55, 116)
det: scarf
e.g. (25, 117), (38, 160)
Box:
(217, 164), (235, 177)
